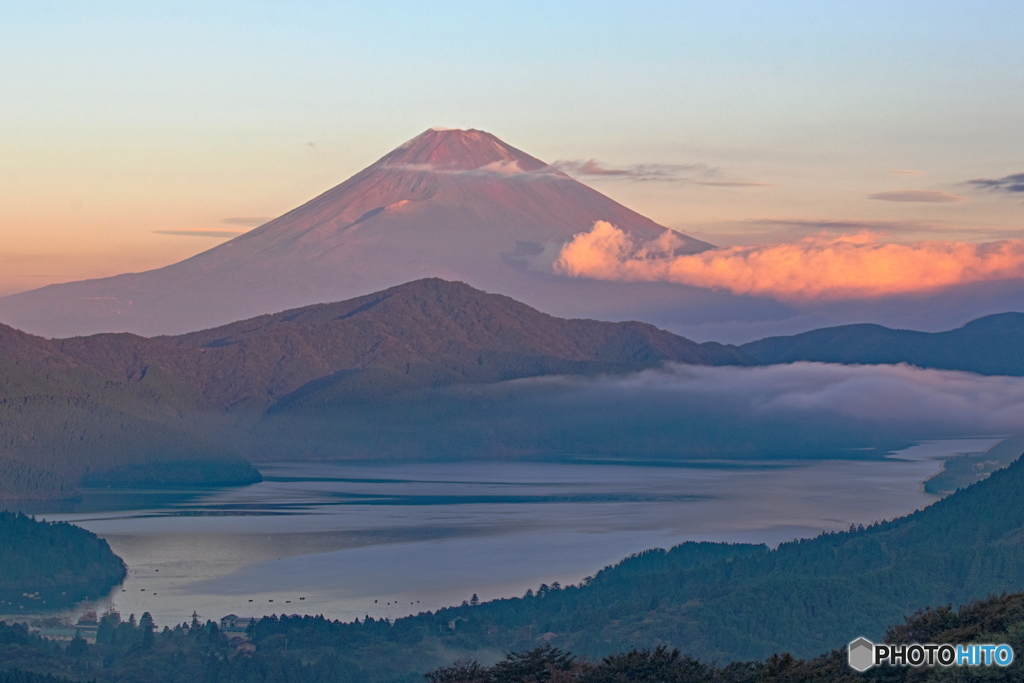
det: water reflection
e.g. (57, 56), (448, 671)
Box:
(2, 448), (994, 628)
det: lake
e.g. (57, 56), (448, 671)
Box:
(2, 438), (1001, 628)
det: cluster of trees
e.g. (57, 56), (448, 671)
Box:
(0, 327), (260, 499)
(0, 670), (77, 683)
(0, 461), (75, 502)
(7, 592), (1024, 682)
(424, 644), (813, 683)
(0, 616), (376, 683)
(0, 511), (125, 593)
(426, 601), (1024, 683)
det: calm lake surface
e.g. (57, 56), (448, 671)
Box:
(4, 438), (1001, 628)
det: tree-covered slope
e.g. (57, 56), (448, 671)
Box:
(237, 451), (1024, 670)
(0, 511), (125, 592)
(446, 449), (1024, 661)
(737, 312), (1024, 375)
(0, 336), (261, 498)
(6, 592), (1024, 683)
(422, 592), (1024, 682)
(0, 279), (746, 497)
(4, 277), (1024, 496)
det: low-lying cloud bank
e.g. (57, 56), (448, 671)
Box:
(555, 221), (1024, 301)
(466, 362), (1024, 458)
(258, 362), (1024, 462)
(550, 362), (1024, 436)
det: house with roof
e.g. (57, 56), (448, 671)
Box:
(220, 615), (257, 633)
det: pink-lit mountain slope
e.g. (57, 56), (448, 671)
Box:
(0, 129), (715, 338)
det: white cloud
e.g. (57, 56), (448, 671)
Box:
(526, 362), (1024, 436)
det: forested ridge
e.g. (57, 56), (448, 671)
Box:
(0, 511), (125, 598)
(0, 328), (260, 498)
(5, 591), (1024, 682)
(0, 279), (737, 498)
(738, 311), (1024, 376)
(423, 591), (1024, 682)
(4, 278), (1024, 497)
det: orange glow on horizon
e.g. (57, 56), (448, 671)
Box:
(555, 221), (1024, 301)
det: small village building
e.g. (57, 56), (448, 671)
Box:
(219, 615), (257, 634)
(74, 612), (100, 642)
(37, 627), (78, 641)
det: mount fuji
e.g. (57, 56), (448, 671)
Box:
(0, 128), (769, 338)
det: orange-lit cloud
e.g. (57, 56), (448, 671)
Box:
(554, 221), (1024, 301)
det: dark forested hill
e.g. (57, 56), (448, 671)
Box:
(0, 279), (745, 497)
(0, 324), (260, 498)
(35, 278), (742, 411)
(738, 312), (1024, 375)
(420, 592), (1024, 682)
(0, 511), (125, 609)
(6, 590), (1024, 683)
(3, 278), (1024, 496)
(150, 277), (744, 407)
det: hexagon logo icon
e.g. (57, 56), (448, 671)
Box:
(848, 637), (875, 672)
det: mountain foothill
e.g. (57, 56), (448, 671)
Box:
(0, 511), (125, 609)
(1, 276), (1023, 498)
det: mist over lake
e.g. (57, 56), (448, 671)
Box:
(10, 440), (998, 628)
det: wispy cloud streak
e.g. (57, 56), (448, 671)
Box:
(747, 218), (940, 234)
(966, 173), (1024, 193)
(553, 158), (712, 181)
(553, 158), (770, 186)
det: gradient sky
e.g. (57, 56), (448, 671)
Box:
(2, 1), (1022, 296)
